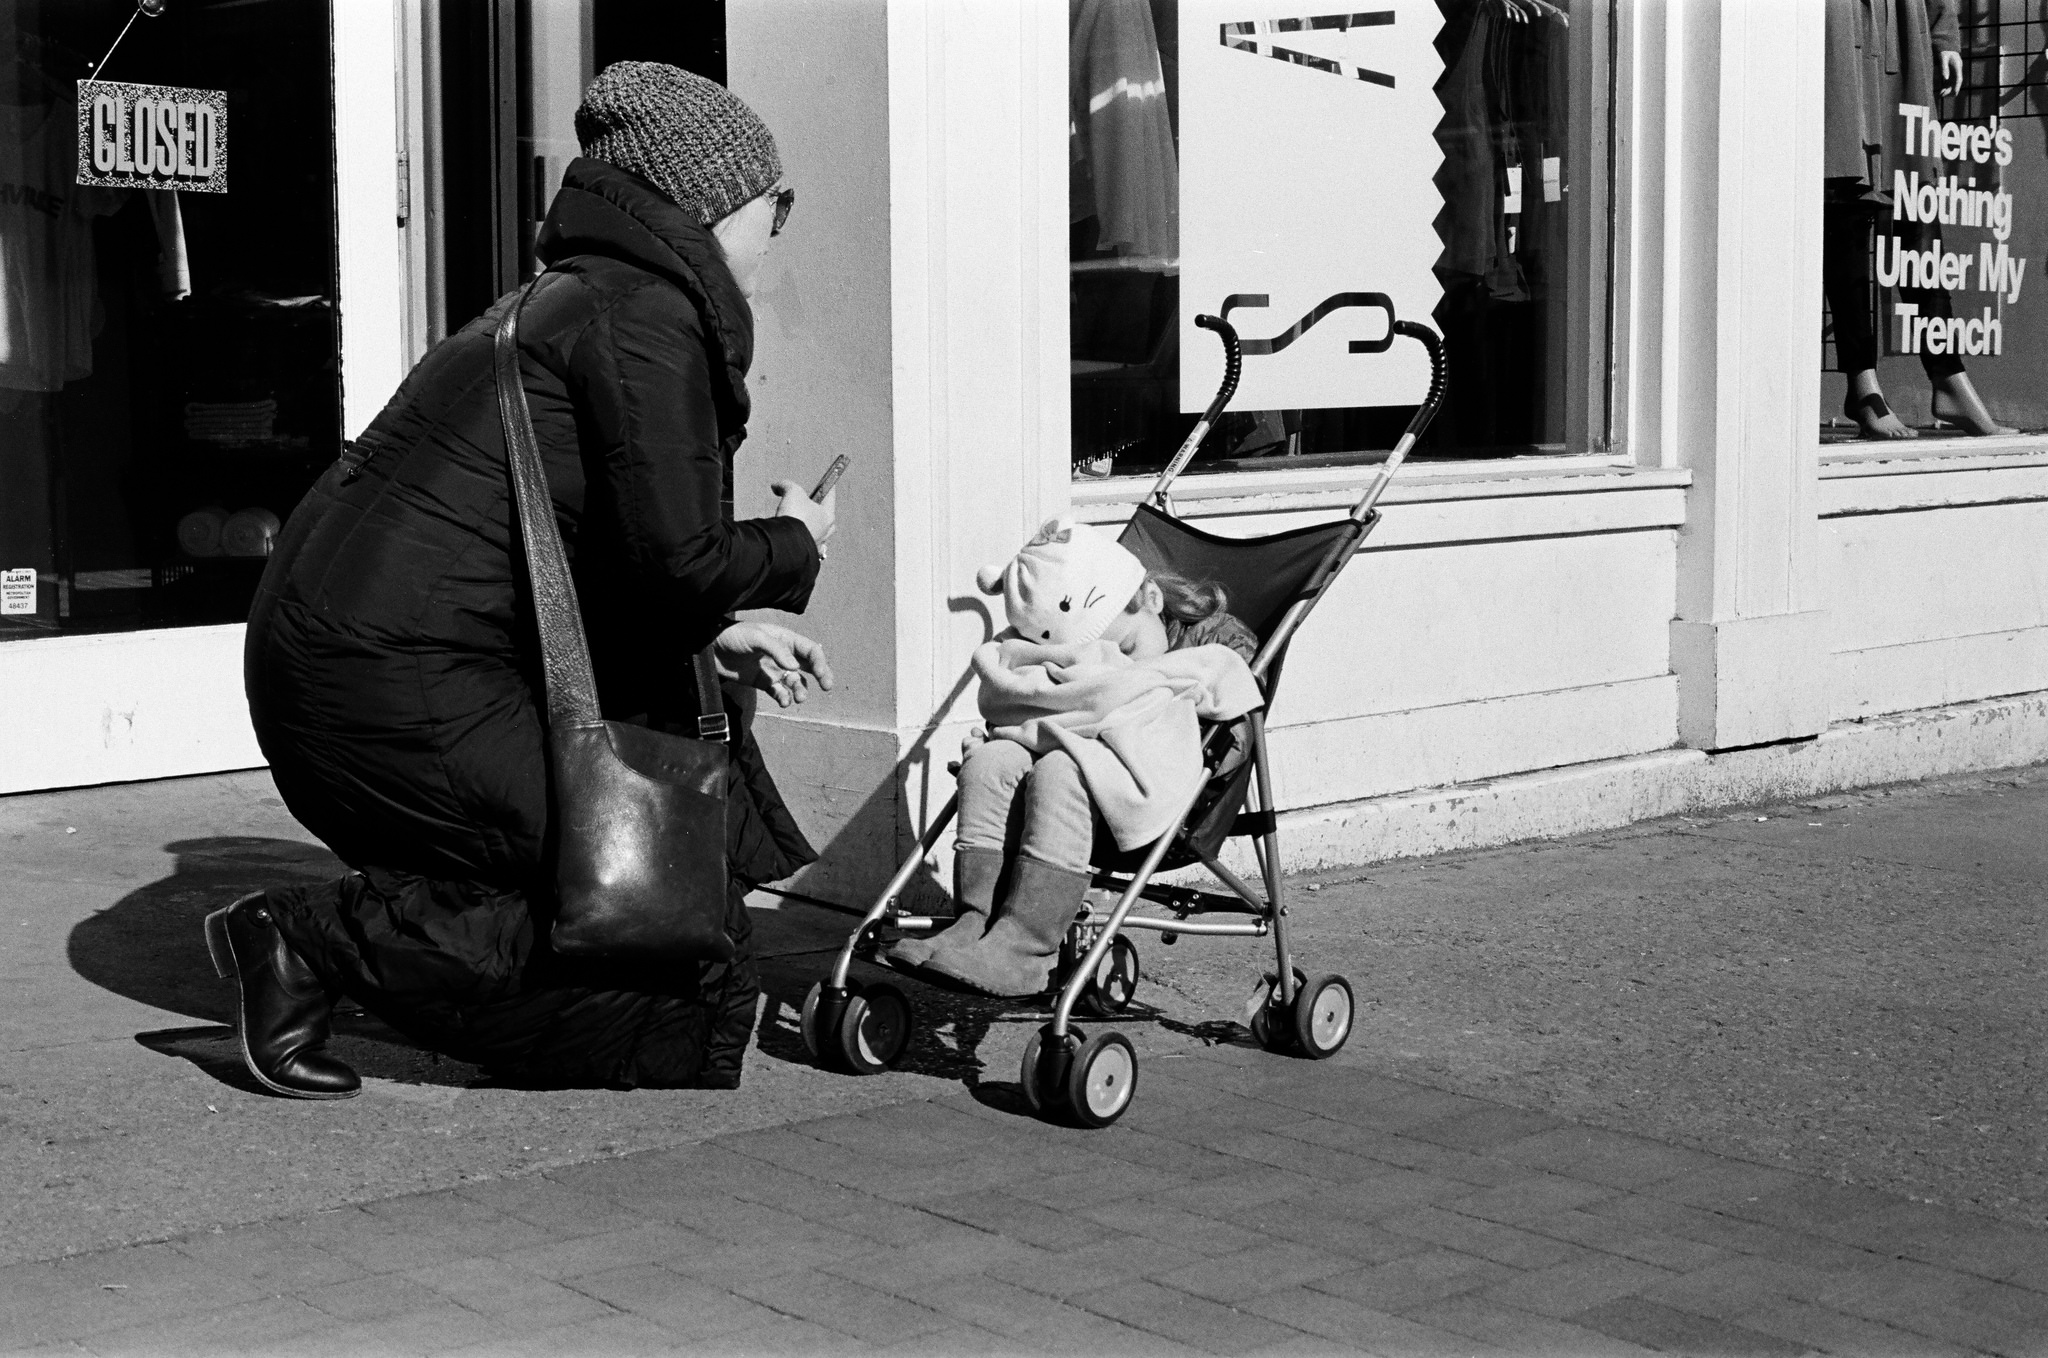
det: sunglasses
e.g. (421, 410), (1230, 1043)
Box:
(770, 186), (795, 236)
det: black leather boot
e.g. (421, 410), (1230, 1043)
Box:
(203, 892), (361, 1099)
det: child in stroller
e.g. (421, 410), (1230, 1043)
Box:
(886, 517), (1264, 997)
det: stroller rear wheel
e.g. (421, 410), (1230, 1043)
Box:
(1292, 973), (1354, 1059)
(1247, 968), (1308, 1053)
(1077, 935), (1141, 1017)
(838, 981), (913, 1074)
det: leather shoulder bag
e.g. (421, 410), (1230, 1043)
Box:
(493, 279), (734, 961)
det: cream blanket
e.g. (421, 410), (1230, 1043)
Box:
(974, 638), (1264, 850)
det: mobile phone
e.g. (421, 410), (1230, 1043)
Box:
(811, 455), (851, 502)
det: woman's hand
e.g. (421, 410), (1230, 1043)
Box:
(714, 621), (836, 707)
(773, 480), (836, 556)
(961, 724), (989, 758)
(1941, 49), (1964, 98)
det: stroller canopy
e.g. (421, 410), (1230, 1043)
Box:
(1116, 501), (1356, 689)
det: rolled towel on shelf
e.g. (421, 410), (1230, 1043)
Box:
(222, 508), (281, 558)
(175, 506), (229, 558)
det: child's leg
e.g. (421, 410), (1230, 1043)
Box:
(888, 740), (1030, 969)
(952, 740), (1033, 856)
(924, 750), (1096, 998)
(1015, 749), (1095, 874)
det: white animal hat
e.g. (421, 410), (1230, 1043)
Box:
(977, 518), (1148, 645)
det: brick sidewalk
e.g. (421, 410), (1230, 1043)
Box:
(7, 1041), (2046, 1357)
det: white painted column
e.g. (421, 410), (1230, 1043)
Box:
(883, 0), (1071, 828)
(729, 0), (1068, 902)
(331, 2), (409, 438)
(1632, 0), (1830, 750)
(728, 0), (902, 901)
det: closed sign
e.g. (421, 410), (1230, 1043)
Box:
(75, 80), (228, 194)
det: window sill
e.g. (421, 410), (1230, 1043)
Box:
(1820, 437), (2048, 516)
(1071, 457), (1691, 547)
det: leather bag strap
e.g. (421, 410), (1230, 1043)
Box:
(494, 279), (728, 742)
(692, 648), (727, 742)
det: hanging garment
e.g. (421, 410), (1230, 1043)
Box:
(1824, 0), (1958, 191)
(0, 100), (122, 391)
(144, 189), (191, 300)
(1431, 2), (1530, 302)
(1070, 0), (1178, 260)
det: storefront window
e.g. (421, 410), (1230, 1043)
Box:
(1, 0), (339, 639)
(1070, 0), (1612, 478)
(1821, 0), (2046, 439)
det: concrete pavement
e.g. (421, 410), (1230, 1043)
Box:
(1, 763), (2044, 1354)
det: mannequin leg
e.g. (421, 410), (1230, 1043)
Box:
(1824, 198), (1915, 440)
(1928, 370), (2016, 436)
(1893, 216), (2015, 437)
(1914, 301), (2016, 436)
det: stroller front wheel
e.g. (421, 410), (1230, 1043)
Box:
(805, 979), (913, 1074)
(1019, 1023), (1079, 1114)
(799, 980), (828, 1058)
(1067, 1030), (1138, 1127)
(835, 981), (913, 1074)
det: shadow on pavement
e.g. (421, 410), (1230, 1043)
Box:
(750, 949), (999, 1084)
(85, 837), (1185, 1101)
(70, 836), (480, 1093)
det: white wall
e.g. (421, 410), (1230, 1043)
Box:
(1822, 449), (2048, 720)
(728, 0), (903, 899)
(1078, 467), (1689, 816)
(0, 627), (262, 795)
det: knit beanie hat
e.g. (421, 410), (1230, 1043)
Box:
(976, 519), (1148, 646)
(575, 62), (782, 225)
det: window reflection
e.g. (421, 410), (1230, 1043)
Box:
(1, 0), (339, 638)
(1070, 0), (1608, 479)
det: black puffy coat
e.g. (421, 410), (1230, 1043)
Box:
(244, 159), (818, 1086)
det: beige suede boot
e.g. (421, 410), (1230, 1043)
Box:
(886, 847), (1004, 970)
(921, 856), (1089, 998)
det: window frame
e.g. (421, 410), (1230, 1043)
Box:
(1065, 0), (1628, 500)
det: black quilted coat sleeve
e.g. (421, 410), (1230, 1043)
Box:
(568, 278), (818, 616)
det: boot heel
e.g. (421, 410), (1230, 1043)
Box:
(203, 908), (236, 980)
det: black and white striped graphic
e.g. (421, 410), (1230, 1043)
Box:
(1220, 11), (1397, 88)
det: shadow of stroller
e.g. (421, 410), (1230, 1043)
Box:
(751, 943), (1003, 1083)
(71, 836), (481, 1093)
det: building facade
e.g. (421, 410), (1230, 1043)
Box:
(5, 0), (2045, 905)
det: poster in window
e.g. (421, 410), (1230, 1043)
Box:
(1178, 4), (1443, 413)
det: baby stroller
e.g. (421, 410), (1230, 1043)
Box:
(801, 298), (1446, 1127)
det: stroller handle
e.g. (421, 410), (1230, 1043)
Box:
(1245, 319), (1448, 685)
(1349, 319), (1447, 523)
(1144, 311), (1447, 517)
(1147, 314), (1243, 511)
